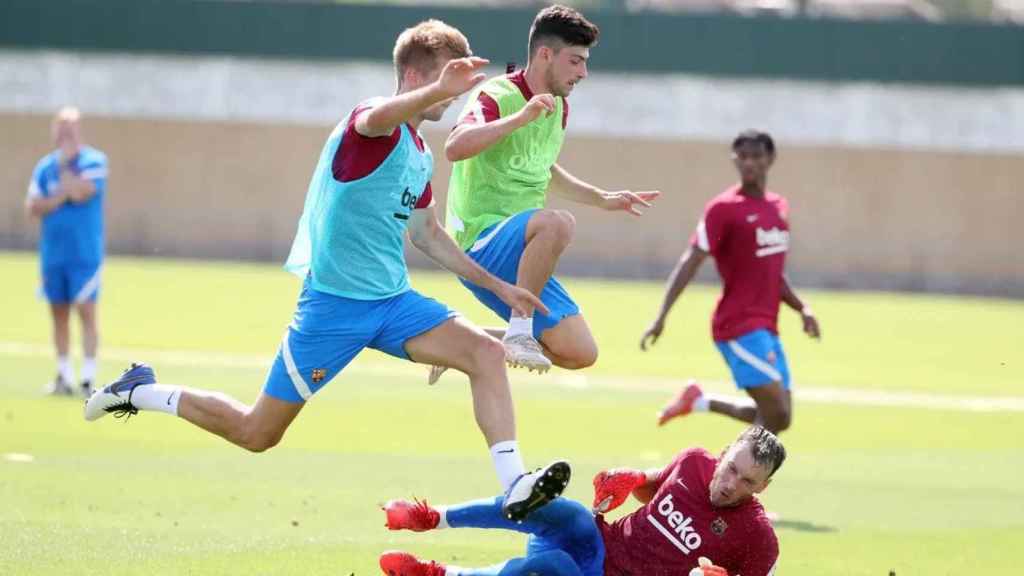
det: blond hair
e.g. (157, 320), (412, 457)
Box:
(53, 106), (81, 124)
(393, 19), (470, 84)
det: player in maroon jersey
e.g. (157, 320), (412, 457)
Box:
(378, 426), (784, 576)
(641, 130), (821, 434)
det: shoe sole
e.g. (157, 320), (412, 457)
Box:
(503, 461), (571, 522)
(505, 356), (552, 374)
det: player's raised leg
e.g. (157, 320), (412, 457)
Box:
(83, 362), (305, 452)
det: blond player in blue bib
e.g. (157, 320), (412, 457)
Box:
(85, 20), (570, 520)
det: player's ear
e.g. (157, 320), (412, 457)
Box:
(755, 476), (772, 494)
(765, 152), (776, 168)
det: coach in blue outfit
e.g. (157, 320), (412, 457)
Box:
(25, 107), (108, 397)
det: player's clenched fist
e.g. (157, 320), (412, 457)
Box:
(592, 468), (647, 513)
(688, 557), (731, 576)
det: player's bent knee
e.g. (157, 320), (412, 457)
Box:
(765, 406), (791, 433)
(469, 335), (506, 374)
(534, 209), (576, 244)
(552, 342), (598, 370)
(237, 423), (285, 453)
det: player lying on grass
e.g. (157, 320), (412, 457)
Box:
(83, 19), (566, 521)
(379, 426), (784, 576)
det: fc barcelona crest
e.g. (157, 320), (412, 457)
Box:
(311, 368), (326, 384)
(711, 516), (728, 536)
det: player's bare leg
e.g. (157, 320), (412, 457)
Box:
(406, 317), (515, 447)
(76, 300), (99, 396)
(428, 327), (505, 385)
(47, 303), (73, 395)
(742, 383), (792, 433)
(85, 362), (304, 452)
(658, 380), (791, 434)
(408, 316), (564, 516)
(538, 315), (598, 370)
(504, 209), (577, 373)
(178, 390), (303, 451)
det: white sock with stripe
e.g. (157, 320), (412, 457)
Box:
(128, 384), (182, 416)
(490, 440), (525, 490)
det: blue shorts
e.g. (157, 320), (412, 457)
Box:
(41, 263), (101, 304)
(461, 210), (580, 340)
(715, 329), (791, 390)
(264, 279), (458, 403)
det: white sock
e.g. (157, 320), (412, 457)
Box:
(435, 505), (450, 529)
(693, 395), (710, 412)
(490, 440), (526, 490)
(57, 356), (74, 383)
(81, 357), (97, 382)
(128, 384), (182, 416)
(506, 316), (534, 339)
(445, 567), (466, 576)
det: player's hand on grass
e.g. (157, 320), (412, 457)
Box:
(437, 57), (490, 98)
(800, 307), (821, 340)
(640, 317), (666, 351)
(495, 282), (549, 319)
(600, 190), (660, 216)
(516, 94), (557, 125)
(592, 468), (647, 513)
(688, 557), (730, 576)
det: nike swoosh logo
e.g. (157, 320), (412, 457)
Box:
(497, 449), (516, 454)
(166, 393), (175, 406)
(676, 479), (690, 491)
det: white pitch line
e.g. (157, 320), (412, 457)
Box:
(2, 340), (1022, 413)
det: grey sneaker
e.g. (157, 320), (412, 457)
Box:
(46, 374), (73, 396)
(502, 333), (552, 373)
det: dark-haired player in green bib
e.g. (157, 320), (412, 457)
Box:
(433, 5), (660, 383)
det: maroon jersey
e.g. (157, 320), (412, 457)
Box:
(599, 448), (778, 576)
(689, 186), (790, 342)
(455, 69), (569, 129)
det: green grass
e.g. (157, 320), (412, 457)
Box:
(1, 251), (1022, 575)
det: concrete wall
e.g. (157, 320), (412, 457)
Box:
(3, 50), (1022, 296)
(4, 112), (1021, 295)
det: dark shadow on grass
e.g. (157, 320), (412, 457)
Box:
(772, 519), (838, 533)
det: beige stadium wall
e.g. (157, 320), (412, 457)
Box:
(3, 112), (1022, 296)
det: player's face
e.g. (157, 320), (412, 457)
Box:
(709, 444), (772, 507)
(544, 45), (589, 97)
(732, 142), (773, 185)
(52, 120), (81, 156)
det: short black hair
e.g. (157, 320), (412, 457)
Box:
(732, 129), (776, 156)
(735, 426), (787, 477)
(528, 5), (600, 56)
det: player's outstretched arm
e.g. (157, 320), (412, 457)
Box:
(357, 57), (489, 138)
(781, 274), (820, 340)
(445, 93), (556, 161)
(548, 163), (660, 215)
(408, 204), (549, 318)
(641, 247), (708, 350)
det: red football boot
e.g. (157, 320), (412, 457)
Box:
(658, 380), (704, 426)
(379, 551), (446, 576)
(383, 498), (440, 532)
